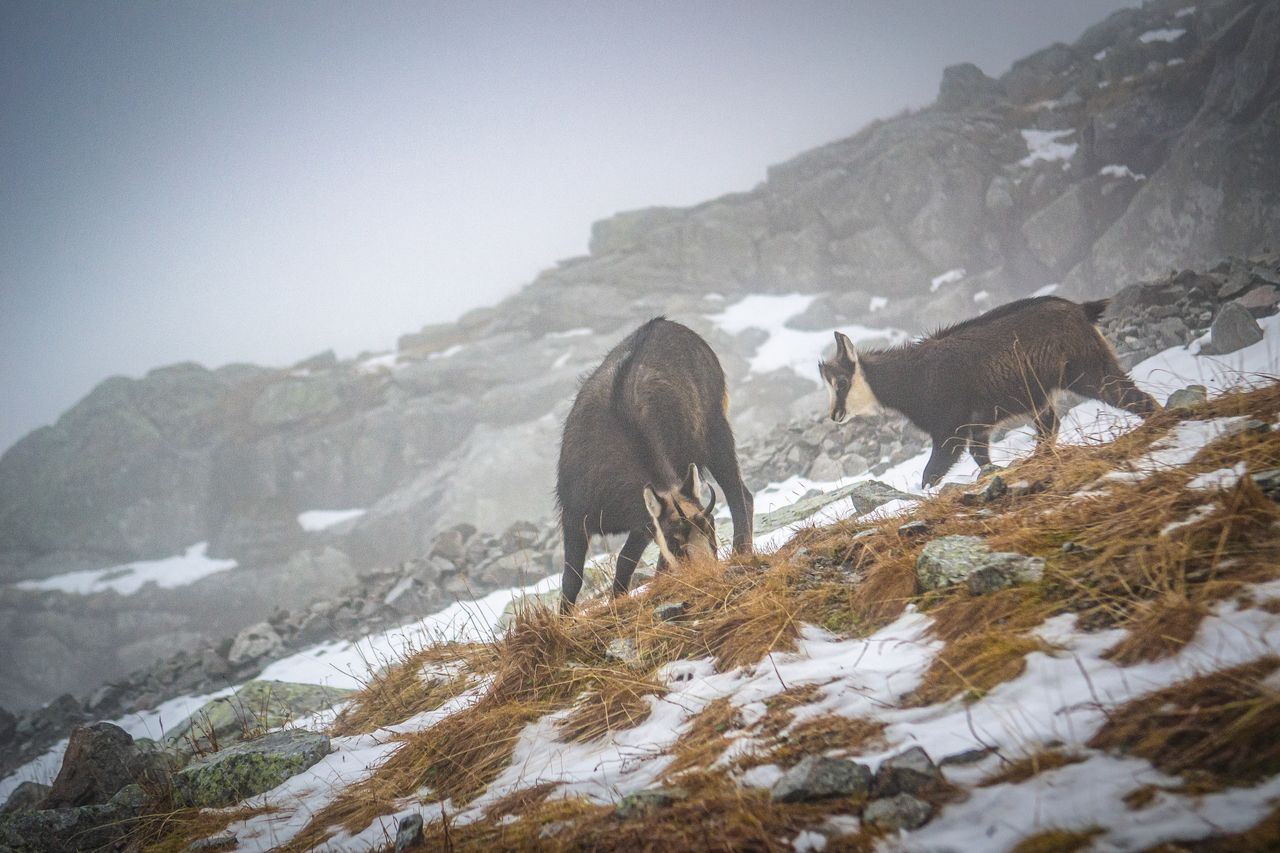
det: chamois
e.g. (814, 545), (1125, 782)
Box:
(819, 296), (1159, 488)
(556, 317), (754, 611)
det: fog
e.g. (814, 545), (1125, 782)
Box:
(0, 0), (1133, 452)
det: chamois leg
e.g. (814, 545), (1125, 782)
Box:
(707, 421), (754, 553)
(922, 432), (966, 489)
(612, 529), (652, 597)
(559, 522), (590, 614)
(1072, 363), (1160, 417)
(965, 425), (992, 469)
(1033, 403), (1060, 449)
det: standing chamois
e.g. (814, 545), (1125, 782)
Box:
(819, 296), (1159, 488)
(557, 317), (753, 612)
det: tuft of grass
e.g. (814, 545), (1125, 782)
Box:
(1010, 826), (1103, 853)
(1090, 656), (1280, 786)
(1102, 592), (1208, 665)
(666, 697), (745, 777)
(753, 714), (887, 771)
(557, 671), (664, 743)
(978, 750), (1086, 787)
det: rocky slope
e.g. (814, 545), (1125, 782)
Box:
(2, 0), (1279, 710)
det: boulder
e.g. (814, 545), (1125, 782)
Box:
(916, 536), (1044, 593)
(874, 747), (943, 796)
(227, 622), (284, 668)
(936, 63), (1005, 112)
(1208, 302), (1264, 354)
(43, 722), (169, 809)
(1, 781), (51, 815)
(1236, 285), (1280, 316)
(605, 638), (640, 667)
(862, 793), (934, 831)
(771, 755), (873, 803)
(164, 680), (352, 755)
(171, 730), (330, 808)
(1166, 384), (1208, 409)
(0, 783), (149, 853)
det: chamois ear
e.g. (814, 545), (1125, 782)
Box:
(680, 463), (703, 501)
(643, 485), (664, 524)
(834, 331), (858, 366)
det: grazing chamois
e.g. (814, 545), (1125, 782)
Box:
(557, 317), (753, 611)
(819, 296), (1159, 488)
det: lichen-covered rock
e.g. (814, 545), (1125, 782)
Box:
(1166, 384), (1208, 409)
(916, 535), (1043, 593)
(863, 792), (934, 830)
(171, 730), (330, 808)
(1208, 299), (1265, 355)
(0, 783), (148, 852)
(165, 680), (352, 756)
(875, 747), (943, 796)
(605, 638), (640, 667)
(847, 480), (916, 515)
(614, 786), (687, 818)
(771, 755), (873, 803)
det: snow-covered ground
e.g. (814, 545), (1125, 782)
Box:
(11, 543), (237, 596)
(4, 303), (1278, 851)
(1019, 129), (1077, 168)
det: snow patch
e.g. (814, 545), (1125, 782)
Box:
(13, 543), (237, 596)
(547, 327), (593, 339)
(427, 344), (464, 360)
(1031, 283), (1060, 297)
(1188, 461), (1248, 492)
(297, 508), (366, 532)
(1100, 163), (1146, 181)
(1139, 27), (1185, 43)
(869, 296), (889, 313)
(1019, 129), (1077, 167)
(930, 268), (966, 292)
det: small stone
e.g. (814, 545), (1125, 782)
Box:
(863, 793), (934, 831)
(395, 813), (424, 851)
(653, 602), (688, 622)
(227, 622), (284, 668)
(1061, 541), (1096, 557)
(539, 820), (573, 839)
(605, 638), (640, 666)
(187, 834), (238, 852)
(847, 480), (915, 515)
(897, 520), (931, 539)
(1008, 479), (1044, 498)
(1166, 384), (1207, 410)
(1251, 469), (1280, 499)
(960, 475), (1007, 506)
(915, 536), (988, 590)
(614, 786), (687, 818)
(938, 747), (997, 767)
(771, 755), (873, 803)
(875, 747), (943, 796)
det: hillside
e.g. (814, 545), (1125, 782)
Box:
(2, 0), (1279, 710)
(1, 269), (1278, 849)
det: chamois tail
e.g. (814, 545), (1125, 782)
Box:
(1082, 299), (1110, 325)
(611, 317), (678, 490)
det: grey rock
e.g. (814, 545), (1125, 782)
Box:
(654, 602), (688, 622)
(967, 553), (1045, 595)
(395, 812), (425, 851)
(187, 833), (238, 851)
(605, 638), (640, 667)
(0, 705), (13, 746)
(43, 722), (162, 809)
(1209, 301), (1264, 355)
(227, 622), (284, 668)
(848, 480), (916, 515)
(863, 793), (934, 831)
(875, 747), (943, 796)
(1252, 468), (1280, 500)
(938, 747), (997, 767)
(0, 783), (149, 853)
(1, 781), (51, 814)
(1166, 384), (1208, 409)
(916, 535), (1042, 593)
(898, 520), (932, 539)
(960, 475), (1007, 506)
(1236, 284), (1280, 316)
(615, 786), (687, 818)
(171, 730), (331, 808)
(771, 755), (873, 803)
(937, 63), (1005, 111)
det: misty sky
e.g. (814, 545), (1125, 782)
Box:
(0, 0), (1135, 454)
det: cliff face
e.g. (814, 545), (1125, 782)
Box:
(1, 0), (1278, 708)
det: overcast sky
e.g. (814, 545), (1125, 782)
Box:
(0, 0), (1134, 453)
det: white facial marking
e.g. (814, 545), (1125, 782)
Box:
(845, 369), (880, 416)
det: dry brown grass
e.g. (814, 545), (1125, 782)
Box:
(666, 697), (745, 777)
(331, 659), (472, 737)
(557, 672), (664, 743)
(978, 749), (1086, 787)
(1009, 826), (1103, 853)
(1102, 592), (1208, 665)
(136, 804), (277, 853)
(755, 714), (887, 770)
(1090, 656), (1280, 785)
(481, 780), (561, 821)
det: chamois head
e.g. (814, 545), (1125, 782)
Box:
(643, 464), (718, 565)
(818, 331), (879, 424)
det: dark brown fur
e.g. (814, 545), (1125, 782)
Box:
(556, 318), (753, 610)
(820, 296), (1160, 487)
